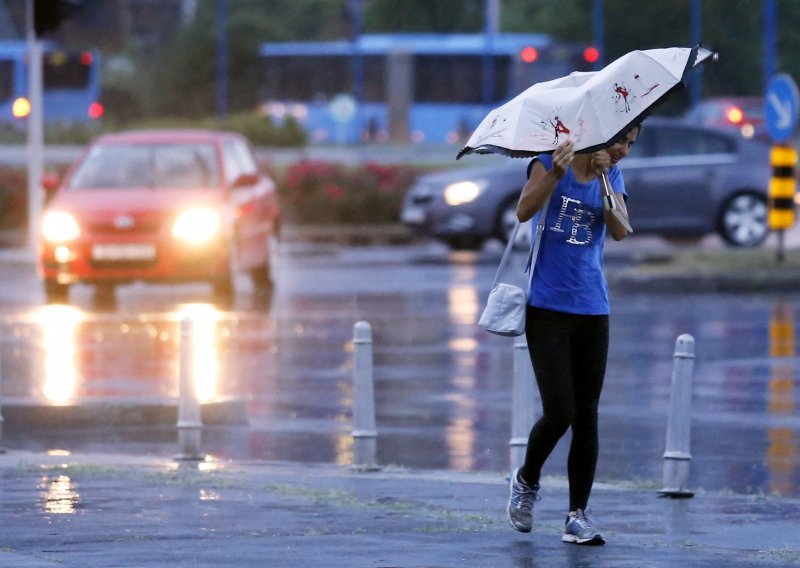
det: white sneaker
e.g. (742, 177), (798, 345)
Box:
(562, 508), (605, 545)
(506, 468), (539, 533)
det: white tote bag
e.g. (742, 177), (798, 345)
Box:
(478, 198), (549, 337)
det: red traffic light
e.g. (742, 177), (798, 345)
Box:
(88, 102), (104, 120)
(520, 47), (538, 63)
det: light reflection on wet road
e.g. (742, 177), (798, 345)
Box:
(0, 242), (797, 497)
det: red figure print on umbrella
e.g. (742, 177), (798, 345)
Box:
(634, 74), (659, 97)
(613, 83), (630, 112)
(546, 115), (571, 144)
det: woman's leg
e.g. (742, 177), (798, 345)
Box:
(519, 307), (576, 486)
(566, 315), (609, 511)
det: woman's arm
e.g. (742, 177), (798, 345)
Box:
(591, 151), (630, 241)
(516, 140), (574, 222)
(603, 192), (630, 241)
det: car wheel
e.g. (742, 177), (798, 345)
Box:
(497, 198), (531, 249)
(94, 283), (116, 304)
(44, 279), (69, 304)
(446, 235), (483, 250)
(213, 245), (236, 299)
(212, 273), (234, 300)
(718, 192), (768, 247)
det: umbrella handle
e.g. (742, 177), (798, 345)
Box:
(600, 172), (633, 233)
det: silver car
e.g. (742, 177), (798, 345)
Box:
(401, 117), (772, 249)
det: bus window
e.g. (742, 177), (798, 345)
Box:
(0, 60), (13, 102)
(264, 56), (349, 101)
(414, 55), (510, 104)
(263, 54), (385, 103)
(258, 34), (588, 144)
(44, 52), (91, 90)
(362, 55), (385, 102)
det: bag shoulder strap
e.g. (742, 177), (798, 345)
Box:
(491, 196), (551, 289)
(525, 195), (551, 275)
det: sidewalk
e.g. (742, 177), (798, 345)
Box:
(1, 450), (798, 567)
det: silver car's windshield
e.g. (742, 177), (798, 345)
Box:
(69, 143), (221, 189)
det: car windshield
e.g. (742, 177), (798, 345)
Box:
(68, 143), (221, 190)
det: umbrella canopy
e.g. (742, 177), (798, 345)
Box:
(457, 45), (717, 160)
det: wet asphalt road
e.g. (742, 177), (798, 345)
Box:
(0, 238), (798, 499)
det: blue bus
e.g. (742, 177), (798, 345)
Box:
(0, 40), (103, 125)
(259, 33), (595, 144)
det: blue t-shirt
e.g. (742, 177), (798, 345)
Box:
(526, 154), (627, 315)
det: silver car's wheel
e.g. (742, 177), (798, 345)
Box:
(499, 200), (532, 249)
(719, 193), (768, 247)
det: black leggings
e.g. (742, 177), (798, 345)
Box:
(519, 306), (609, 512)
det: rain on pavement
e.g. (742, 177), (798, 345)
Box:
(0, 238), (798, 498)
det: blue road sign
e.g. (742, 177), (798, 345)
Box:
(765, 73), (800, 143)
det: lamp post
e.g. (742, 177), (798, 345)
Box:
(216, 0), (228, 120)
(25, 0), (44, 254)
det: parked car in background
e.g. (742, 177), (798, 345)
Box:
(39, 129), (280, 303)
(401, 117), (771, 249)
(683, 96), (766, 140)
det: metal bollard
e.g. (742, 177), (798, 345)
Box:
(351, 321), (379, 471)
(659, 334), (695, 498)
(175, 317), (203, 461)
(509, 335), (535, 474)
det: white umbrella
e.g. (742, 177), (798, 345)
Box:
(457, 45), (718, 160)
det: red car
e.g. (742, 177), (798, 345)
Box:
(38, 129), (280, 303)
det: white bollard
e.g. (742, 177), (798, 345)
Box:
(352, 321), (379, 471)
(0, 328), (5, 453)
(175, 317), (203, 461)
(659, 334), (695, 498)
(510, 335), (535, 474)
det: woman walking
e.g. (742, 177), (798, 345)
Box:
(506, 125), (640, 545)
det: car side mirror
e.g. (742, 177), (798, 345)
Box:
(232, 172), (260, 188)
(42, 172), (60, 200)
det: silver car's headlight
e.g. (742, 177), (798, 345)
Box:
(444, 179), (488, 206)
(171, 207), (221, 243)
(42, 211), (80, 242)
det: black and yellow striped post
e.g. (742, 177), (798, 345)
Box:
(768, 144), (798, 262)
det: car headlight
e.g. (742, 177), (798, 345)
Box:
(42, 211), (80, 242)
(444, 180), (488, 206)
(171, 207), (221, 243)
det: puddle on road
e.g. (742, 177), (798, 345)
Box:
(0, 265), (797, 498)
(38, 474), (80, 515)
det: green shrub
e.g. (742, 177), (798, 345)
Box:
(0, 112), (306, 147)
(273, 161), (419, 225)
(106, 111), (306, 147)
(0, 122), (102, 145)
(222, 113), (306, 147)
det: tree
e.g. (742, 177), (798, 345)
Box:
(34, 0), (82, 37)
(122, 0), (800, 120)
(141, 0), (351, 117)
(363, 0), (485, 32)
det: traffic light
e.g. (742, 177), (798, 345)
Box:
(34, 0), (83, 37)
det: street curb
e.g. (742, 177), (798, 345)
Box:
(281, 223), (423, 246)
(609, 265), (800, 292)
(0, 396), (248, 429)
